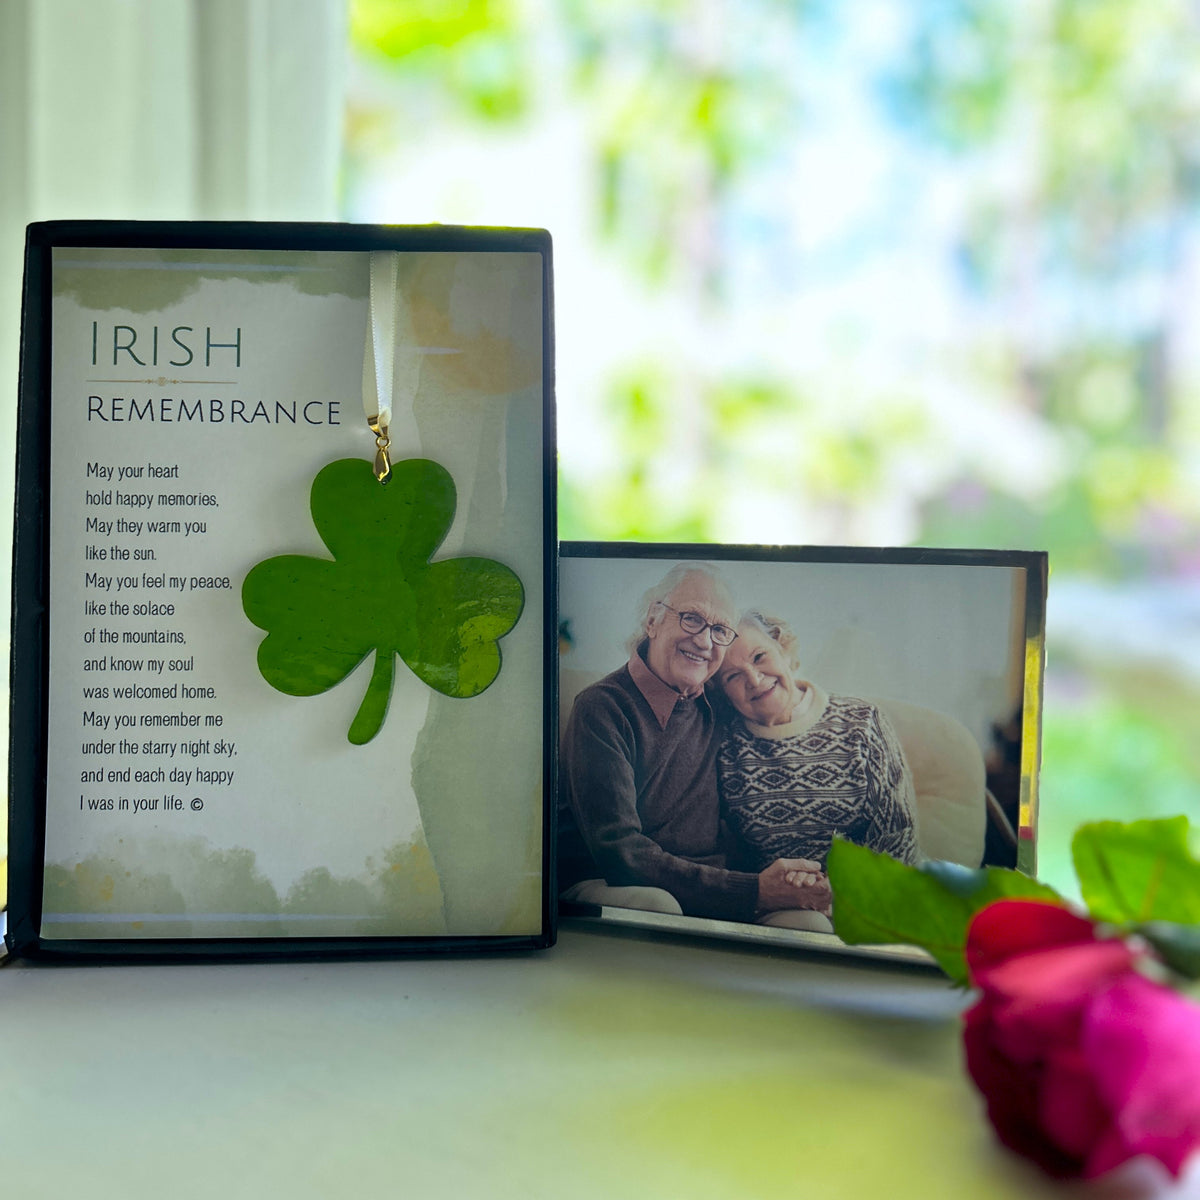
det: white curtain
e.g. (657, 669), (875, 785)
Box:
(0, 0), (347, 870)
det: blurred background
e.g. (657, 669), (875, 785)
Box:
(3, 0), (1199, 902)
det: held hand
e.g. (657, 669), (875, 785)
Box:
(757, 857), (833, 913)
(780, 857), (822, 878)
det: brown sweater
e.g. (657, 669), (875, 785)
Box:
(558, 654), (760, 922)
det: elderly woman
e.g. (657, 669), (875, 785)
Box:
(713, 611), (920, 875)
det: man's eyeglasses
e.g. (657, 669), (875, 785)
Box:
(655, 603), (737, 647)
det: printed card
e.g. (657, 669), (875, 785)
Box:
(8, 222), (555, 956)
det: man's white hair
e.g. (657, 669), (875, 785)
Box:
(625, 562), (736, 654)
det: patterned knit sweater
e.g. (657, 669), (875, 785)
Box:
(718, 684), (919, 871)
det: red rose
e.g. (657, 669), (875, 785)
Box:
(963, 898), (1200, 1179)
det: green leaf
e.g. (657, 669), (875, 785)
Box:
(827, 840), (1063, 986)
(1072, 817), (1200, 927)
(243, 458), (524, 745)
(1138, 922), (1200, 982)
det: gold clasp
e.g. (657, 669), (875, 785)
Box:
(368, 413), (391, 484)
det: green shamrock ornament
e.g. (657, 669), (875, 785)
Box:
(243, 457), (524, 745)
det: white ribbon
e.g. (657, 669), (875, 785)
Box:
(364, 251), (399, 432)
(363, 251), (433, 481)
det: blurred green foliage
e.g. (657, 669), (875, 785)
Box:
(889, 0), (1200, 233)
(347, 0), (1200, 885)
(351, 0), (1200, 570)
(350, 0), (527, 119)
(557, 366), (929, 543)
(879, 0), (1200, 577)
(561, 0), (804, 293)
(1037, 680), (1200, 896)
(1045, 697), (1200, 821)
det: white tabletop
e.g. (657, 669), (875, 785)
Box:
(1, 921), (1194, 1199)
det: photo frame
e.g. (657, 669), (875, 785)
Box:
(7, 220), (556, 959)
(557, 542), (1046, 963)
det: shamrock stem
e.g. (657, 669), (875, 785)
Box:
(349, 649), (395, 745)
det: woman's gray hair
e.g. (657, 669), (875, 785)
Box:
(625, 562), (735, 655)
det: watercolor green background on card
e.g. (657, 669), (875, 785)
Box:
(42, 832), (446, 939)
(53, 246), (367, 311)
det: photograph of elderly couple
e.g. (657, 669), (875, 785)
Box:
(558, 546), (1045, 940)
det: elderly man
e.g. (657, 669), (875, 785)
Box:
(558, 563), (829, 925)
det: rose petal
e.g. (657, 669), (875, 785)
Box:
(976, 941), (1139, 1060)
(967, 899), (1101, 984)
(963, 999), (1085, 1178)
(961, 901), (1200, 1182)
(977, 938), (1138, 1003)
(1038, 1045), (1112, 1159)
(1085, 1125), (1139, 1181)
(987, 996), (1084, 1066)
(1083, 975), (1200, 1179)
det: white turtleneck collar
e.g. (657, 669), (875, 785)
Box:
(742, 680), (829, 739)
